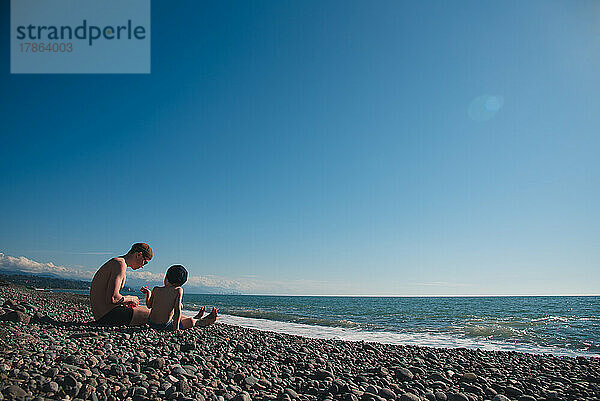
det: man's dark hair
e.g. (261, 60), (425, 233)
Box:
(128, 243), (153, 260)
(166, 265), (188, 286)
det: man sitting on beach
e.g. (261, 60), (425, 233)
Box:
(90, 243), (153, 326)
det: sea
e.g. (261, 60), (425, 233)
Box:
(179, 294), (599, 358)
(61, 289), (599, 358)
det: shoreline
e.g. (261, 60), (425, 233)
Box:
(186, 311), (598, 359)
(1, 283), (599, 401)
(44, 287), (598, 358)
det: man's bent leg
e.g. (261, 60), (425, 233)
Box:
(94, 306), (133, 326)
(129, 305), (151, 326)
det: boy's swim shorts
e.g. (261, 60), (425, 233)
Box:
(148, 319), (174, 331)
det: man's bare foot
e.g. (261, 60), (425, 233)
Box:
(193, 306), (206, 319)
(194, 307), (217, 327)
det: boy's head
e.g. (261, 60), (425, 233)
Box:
(166, 264), (188, 286)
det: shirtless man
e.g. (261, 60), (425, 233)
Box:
(90, 243), (153, 326)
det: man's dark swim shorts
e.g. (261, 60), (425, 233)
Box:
(94, 306), (133, 326)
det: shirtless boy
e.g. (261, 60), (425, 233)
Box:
(90, 243), (152, 326)
(140, 264), (218, 332)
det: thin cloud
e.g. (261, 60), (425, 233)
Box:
(410, 281), (470, 287)
(24, 250), (114, 255)
(69, 252), (114, 255)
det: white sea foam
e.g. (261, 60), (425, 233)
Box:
(184, 310), (598, 358)
(530, 315), (583, 323)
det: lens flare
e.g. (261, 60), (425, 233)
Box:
(468, 95), (504, 121)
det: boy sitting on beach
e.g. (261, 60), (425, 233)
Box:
(140, 265), (217, 332)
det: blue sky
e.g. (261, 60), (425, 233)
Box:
(1, 1), (598, 295)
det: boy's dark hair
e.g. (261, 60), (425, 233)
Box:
(127, 243), (153, 260)
(166, 265), (188, 286)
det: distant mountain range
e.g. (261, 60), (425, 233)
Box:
(0, 270), (91, 290)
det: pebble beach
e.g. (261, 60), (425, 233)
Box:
(1, 283), (599, 401)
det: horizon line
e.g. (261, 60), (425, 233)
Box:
(185, 292), (600, 298)
(2, 268), (597, 298)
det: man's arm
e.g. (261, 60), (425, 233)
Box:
(172, 288), (183, 332)
(106, 260), (139, 307)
